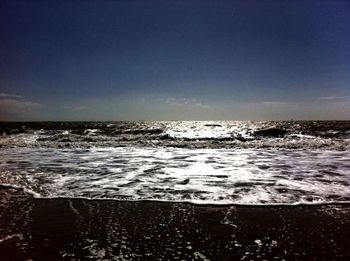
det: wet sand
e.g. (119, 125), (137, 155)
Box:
(0, 188), (349, 260)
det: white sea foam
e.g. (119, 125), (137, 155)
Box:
(1, 147), (349, 205)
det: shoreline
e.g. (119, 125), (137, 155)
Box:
(2, 184), (350, 208)
(1, 188), (350, 260)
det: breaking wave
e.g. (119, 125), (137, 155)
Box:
(1, 121), (349, 150)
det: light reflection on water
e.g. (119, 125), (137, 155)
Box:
(1, 147), (349, 205)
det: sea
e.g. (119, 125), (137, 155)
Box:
(1, 121), (349, 206)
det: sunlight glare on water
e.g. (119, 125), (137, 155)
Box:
(1, 147), (349, 205)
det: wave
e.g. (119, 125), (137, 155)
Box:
(1, 121), (349, 150)
(1, 147), (349, 206)
(1, 183), (350, 208)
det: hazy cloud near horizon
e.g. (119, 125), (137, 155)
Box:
(0, 92), (44, 120)
(1, 93), (349, 121)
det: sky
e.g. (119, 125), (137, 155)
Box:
(0, 0), (350, 121)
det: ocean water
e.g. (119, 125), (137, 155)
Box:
(1, 121), (350, 205)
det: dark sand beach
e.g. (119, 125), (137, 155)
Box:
(1, 188), (349, 261)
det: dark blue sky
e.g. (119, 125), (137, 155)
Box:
(1, 0), (350, 120)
